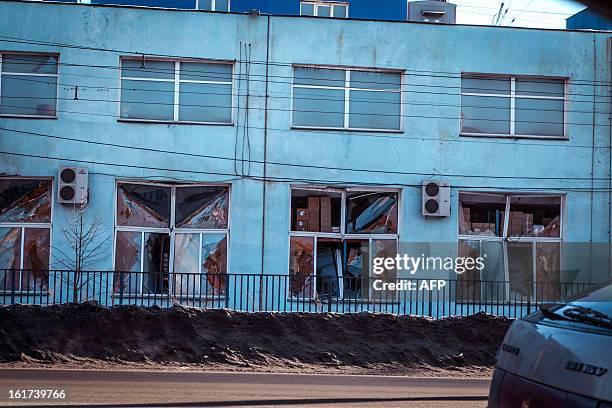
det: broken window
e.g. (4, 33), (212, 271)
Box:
(343, 239), (369, 299)
(116, 183), (171, 228)
(346, 191), (398, 234)
(0, 53), (58, 117)
(458, 192), (562, 302)
(288, 187), (399, 301)
(458, 193), (504, 236)
(0, 178), (52, 223)
(289, 236), (314, 298)
(175, 186), (229, 229)
(316, 238), (343, 300)
(292, 66), (401, 130)
(120, 58), (233, 123)
(508, 195), (561, 238)
(0, 178), (52, 292)
(114, 182), (229, 299)
(291, 188), (341, 233)
(461, 74), (565, 138)
(370, 239), (397, 301)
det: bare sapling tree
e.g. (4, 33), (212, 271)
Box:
(53, 203), (110, 303)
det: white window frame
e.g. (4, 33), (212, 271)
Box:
(0, 177), (53, 294)
(195, 0), (231, 11)
(457, 192), (564, 302)
(288, 185), (400, 302)
(0, 52), (59, 119)
(291, 64), (404, 132)
(460, 74), (568, 140)
(300, 1), (348, 17)
(112, 181), (230, 299)
(119, 57), (234, 125)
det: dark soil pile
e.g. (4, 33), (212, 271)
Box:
(0, 303), (511, 374)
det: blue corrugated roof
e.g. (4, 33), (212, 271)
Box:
(566, 8), (612, 30)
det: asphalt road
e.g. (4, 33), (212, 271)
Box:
(0, 369), (491, 407)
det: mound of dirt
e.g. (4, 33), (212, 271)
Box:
(0, 303), (512, 375)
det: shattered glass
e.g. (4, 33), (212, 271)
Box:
(201, 234), (227, 296)
(0, 179), (52, 223)
(343, 239), (369, 299)
(22, 228), (50, 291)
(536, 242), (561, 300)
(175, 186), (229, 229)
(346, 191), (398, 234)
(289, 236), (314, 298)
(113, 231), (142, 293)
(116, 183), (171, 228)
(0, 227), (21, 290)
(370, 240), (397, 301)
(508, 242), (534, 301)
(316, 239), (342, 299)
(142, 232), (170, 295)
(173, 233), (200, 297)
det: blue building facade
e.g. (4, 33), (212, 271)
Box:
(1, 1), (611, 315)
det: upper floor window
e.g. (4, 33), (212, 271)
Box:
(0, 178), (53, 292)
(300, 1), (348, 18)
(196, 0), (230, 11)
(461, 74), (566, 138)
(292, 66), (402, 131)
(120, 58), (233, 124)
(0, 53), (58, 118)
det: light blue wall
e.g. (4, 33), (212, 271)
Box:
(1, 1), (611, 290)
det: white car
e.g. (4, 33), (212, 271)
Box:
(488, 281), (612, 407)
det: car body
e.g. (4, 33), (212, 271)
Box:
(488, 281), (612, 407)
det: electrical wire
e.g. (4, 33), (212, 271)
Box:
(2, 127), (611, 182)
(1, 35), (611, 86)
(3, 148), (611, 193)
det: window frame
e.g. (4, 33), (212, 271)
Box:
(460, 73), (568, 140)
(457, 192), (564, 302)
(291, 64), (404, 133)
(0, 176), (54, 294)
(112, 180), (231, 298)
(300, 1), (349, 18)
(118, 57), (235, 125)
(288, 185), (400, 302)
(0, 52), (59, 119)
(195, 0), (231, 11)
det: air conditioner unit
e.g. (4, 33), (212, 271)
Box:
(58, 167), (89, 205)
(422, 180), (450, 217)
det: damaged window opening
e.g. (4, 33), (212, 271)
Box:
(0, 53), (58, 118)
(292, 66), (402, 131)
(120, 58), (233, 124)
(460, 74), (566, 138)
(114, 182), (229, 298)
(288, 187), (398, 301)
(457, 192), (563, 303)
(0, 178), (52, 292)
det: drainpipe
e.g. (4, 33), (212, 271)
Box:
(259, 15), (271, 310)
(608, 37), (612, 279)
(589, 35), (596, 283)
